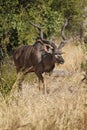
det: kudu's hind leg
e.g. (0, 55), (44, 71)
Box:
(18, 73), (24, 91)
(11, 72), (23, 93)
(17, 67), (33, 91)
(15, 72), (24, 91)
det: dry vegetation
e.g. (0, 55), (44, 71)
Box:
(0, 41), (87, 130)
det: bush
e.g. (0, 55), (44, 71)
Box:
(0, 57), (16, 97)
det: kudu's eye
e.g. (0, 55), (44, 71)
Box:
(55, 54), (61, 58)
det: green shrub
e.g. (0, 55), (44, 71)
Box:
(0, 57), (16, 97)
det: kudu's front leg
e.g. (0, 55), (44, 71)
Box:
(35, 72), (47, 94)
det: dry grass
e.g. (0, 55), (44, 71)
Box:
(58, 41), (85, 72)
(0, 73), (87, 130)
(0, 42), (87, 130)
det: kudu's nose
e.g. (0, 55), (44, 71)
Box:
(60, 59), (64, 64)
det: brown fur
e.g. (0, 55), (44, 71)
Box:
(13, 40), (64, 94)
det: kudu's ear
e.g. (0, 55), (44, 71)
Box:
(44, 44), (53, 54)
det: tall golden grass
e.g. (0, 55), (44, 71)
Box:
(58, 41), (85, 72)
(0, 41), (87, 130)
(0, 73), (86, 130)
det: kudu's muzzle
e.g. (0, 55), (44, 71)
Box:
(55, 53), (64, 64)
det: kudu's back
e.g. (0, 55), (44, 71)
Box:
(13, 41), (50, 73)
(13, 45), (33, 73)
